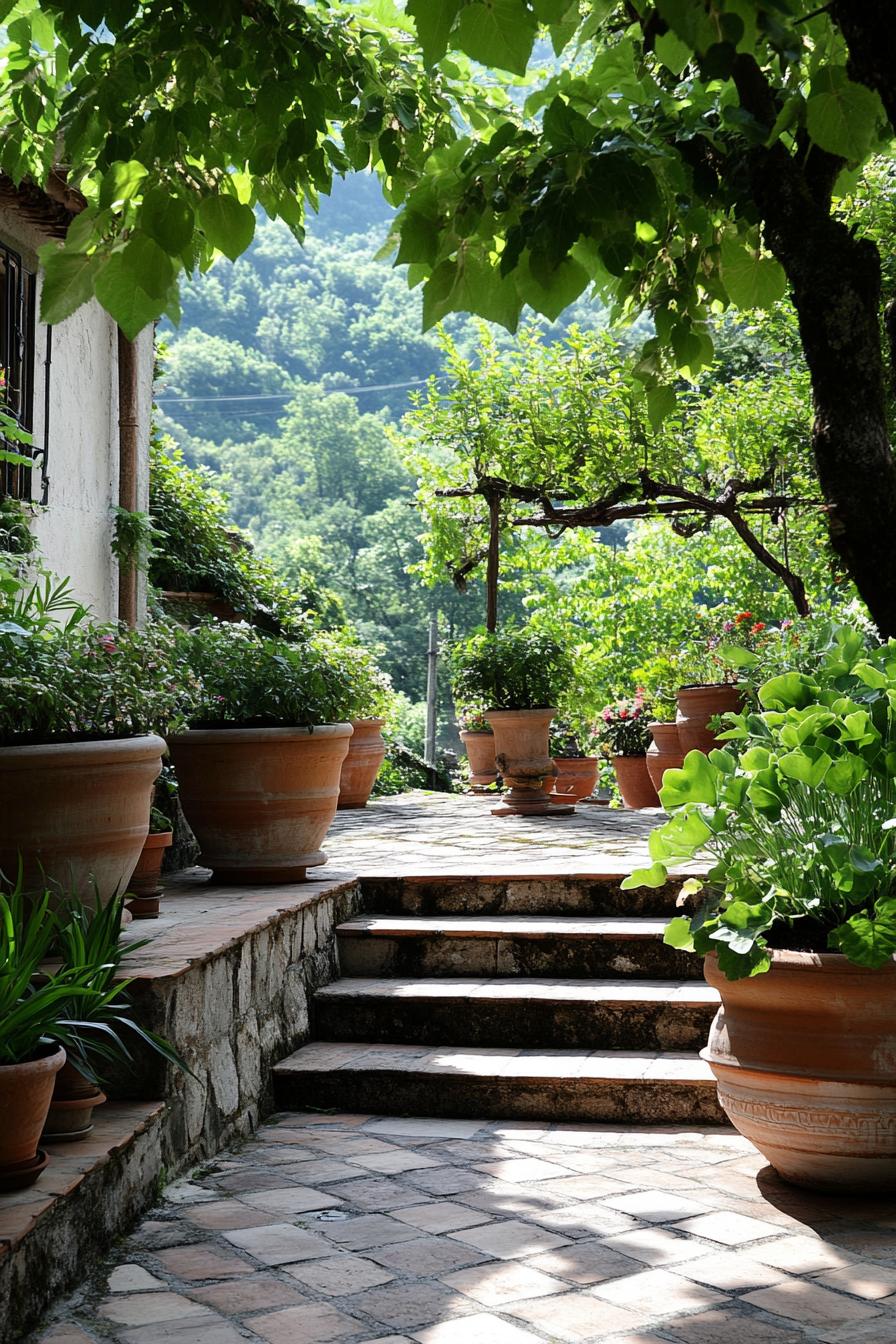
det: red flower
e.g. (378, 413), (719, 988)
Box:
(734, 611), (753, 625)
(751, 622), (765, 633)
(619, 708), (628, 719)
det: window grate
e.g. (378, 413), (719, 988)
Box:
(0, 243), (37, 501)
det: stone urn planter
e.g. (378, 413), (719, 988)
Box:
(42, 1060), (105, 1143)
(676, 684), (744, 754)
(338, 718), (387, 809)
(612, 755), (660, 809)
(126, 830), (173, 918)
(0, 1044), (66, 1190)
(551, 756), (599, 803)
(0, 736), (166, 906)
(703, 951), (896, 1191)
(460, 730), (499, 792)
(169, 724), (352, 882)
(646, 723), (685, 793)
(486, 709), (572, 817)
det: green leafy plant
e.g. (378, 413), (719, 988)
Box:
(623, 626), (896, 979)
(450, 625), (574, 712)
(176, 621), (387, 728)
(457, 705), (492, 735)
(597, 696), (652, 757)
(148, 807), (171, 835)
(112, 506), (162, 573)
(550, 722), (587, 759)
(0, 578), (193, 744)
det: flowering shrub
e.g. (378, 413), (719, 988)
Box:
(0, 575), (190, 745)
(678, 608), (772, 686)
(597, 694), (652, 756)
(458, 705), (492, 734)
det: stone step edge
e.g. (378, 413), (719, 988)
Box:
(315, 976), (719, 1007)
(337, 916), (671, 940)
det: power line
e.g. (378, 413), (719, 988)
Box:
(155, 374), (440, 405)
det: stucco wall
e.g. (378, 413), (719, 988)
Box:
(0, 203), (154, 622)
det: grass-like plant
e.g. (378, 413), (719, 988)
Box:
(450, 625), (574, 711)
(623, 626), (896, 979)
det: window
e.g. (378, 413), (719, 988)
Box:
(0, 242), (36, 501)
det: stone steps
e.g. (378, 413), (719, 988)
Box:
(272, 1040), (722, 1123)
(313, 976), (719, 1051)
(336, 914), (702, 979)
(358, 872), (695, 918)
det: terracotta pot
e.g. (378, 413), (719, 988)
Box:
(169, 724), (352, 883)
(703, 951), (896, 1191)
(42, 1059), (105, 1143)
(612, 755), (660, 809)
(551, 756), (599, 803)
(0, 736), (166, 906)
(338, 719), (387, 810)
(126, 830), (173, 918)
(0, 1044), (65, 1189)
(486, 709), (571, 816)
(646, 723), (685, 794)
(460, 731), (499, 791)
(676, 684), (744, 754)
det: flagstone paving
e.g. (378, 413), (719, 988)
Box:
(31, 1112), (896, 1344)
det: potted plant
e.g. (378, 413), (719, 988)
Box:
(456, 705), (499, 792)
(623, 624), (896, 1191)
(644, 693), (685, 794)
(450, 625), (575, 816)
(674, 611), (762, 753)
(168, 622), (359, 882)
(43, 892), (184, 1141)
(0, 573), (185, 905)
(337, 646), (393, 810)
(598, 694), (659, 809)
(550, 722), (599, 803)
(126, 807), (174, 919)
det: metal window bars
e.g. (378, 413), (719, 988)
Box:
(0, 243), (38, 501)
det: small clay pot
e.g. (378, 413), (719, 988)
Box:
(704, 951), (896, 1191)
(126, 830), (173, 918)
(646, 723), (685, 793)
(460, 731), (499, 791)
(676, 684), (744, 754)
(169, 724), (352, 883)
(612, 755), (660, 809)
(338, 719), (387, 809)
(486, 709), (571, 816)
(551, 756), (599, 803)
(0, 1044), (65, 1189)
(42, 1059), (105, 1142)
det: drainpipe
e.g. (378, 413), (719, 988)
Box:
(117, 327), (138, 628)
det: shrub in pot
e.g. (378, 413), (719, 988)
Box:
(169, 622), (361, 881)
(0, 574), (186, 905)
(624, 624), (896, 1190)
(598, 696), (659, 809)
(674, 611), (762, 753)
(456, 706), (499, 792)
(549, 722), (598, 803)
(450, 625), (575, 816)
(338, 649), (393, 810)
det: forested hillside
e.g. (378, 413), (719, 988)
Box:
(156, 175), (606, 698)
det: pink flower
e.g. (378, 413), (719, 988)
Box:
(723, 620), (734, 633)
(99, 635), (117, 654)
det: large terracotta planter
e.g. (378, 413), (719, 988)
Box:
(460, 731), (499, 791)
(169, 724), (352, 882)
(486, 708), (572, 816)
(338, 719), (387, 810)
(0, 1044), (66, 1190)
(676, 684), (744, 754)
(612, 755), (660, 809)
(126, 830), (173, 918)
(0, 736), (166, 905)
(42, 1059), (105, 1143)
(551, 756), (599, 803)
(646, 723), (685, 793)
(703, 951), (896, 1191)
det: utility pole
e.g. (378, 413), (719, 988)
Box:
(424, 613), (438, 773)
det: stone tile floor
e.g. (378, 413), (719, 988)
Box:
(32, 1112), (896, 1344)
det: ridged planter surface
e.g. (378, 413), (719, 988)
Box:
(703, 951), (896, 1190)
(646, 723), (685, 793)
(486, 709), (571, 816)
(676, 684), (744, 754)
(551, 756), (599, 802)
(42, 1059), (105, 1142)
(169, 724), (352, 883)
(612, 755), (660, 809)
(0, 736), (165, 905)
(460, 731), (499, 791)
(338, 719), (387, 810)
(0, 1045), (65, 1186)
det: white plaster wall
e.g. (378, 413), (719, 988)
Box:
(0, 203), (154, 622)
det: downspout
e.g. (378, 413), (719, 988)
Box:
(117, 327), (138, 627)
